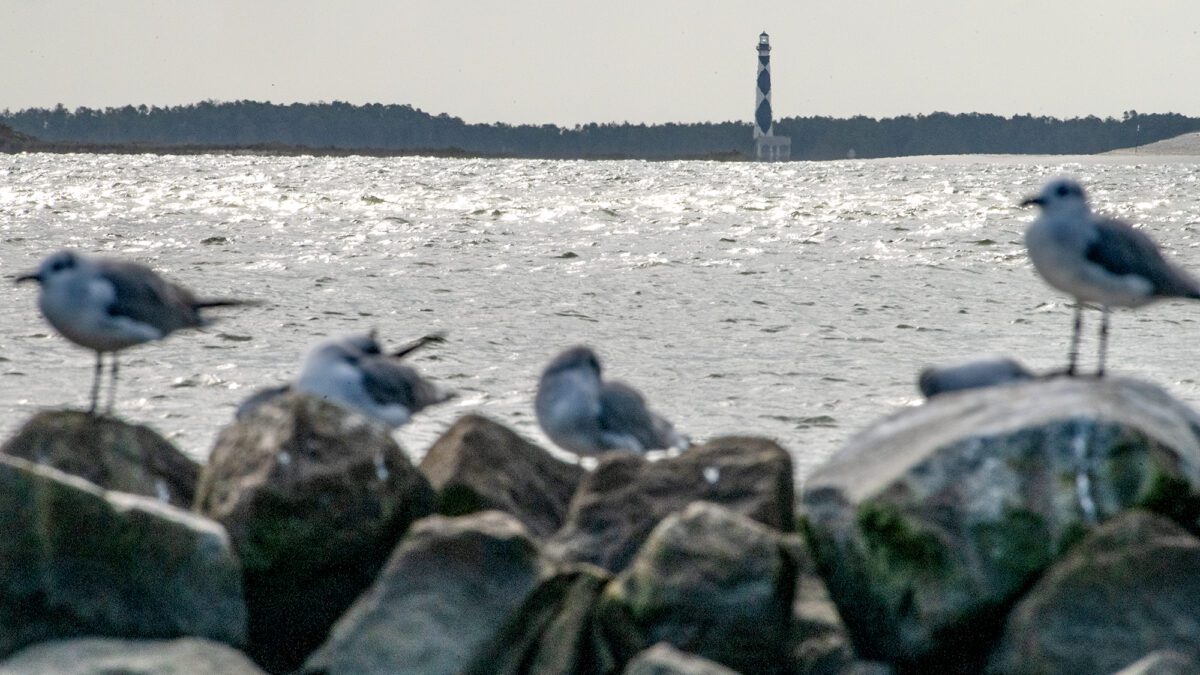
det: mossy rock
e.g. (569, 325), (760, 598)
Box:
(0, 455), (245, 658)
(803, 377), (1200, 671)
(195, 391), (435, 673)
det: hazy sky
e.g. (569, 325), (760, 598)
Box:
(3, 1), (1200, 125)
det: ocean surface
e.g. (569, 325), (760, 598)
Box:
(3, 153), (1200, 478)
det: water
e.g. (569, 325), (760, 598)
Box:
(3, 153), (1200, 477)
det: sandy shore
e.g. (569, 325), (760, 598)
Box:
(1104, 131), (1200, 156)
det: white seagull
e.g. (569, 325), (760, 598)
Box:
(16, 249), (254, 413)
(1022, 177), (1200, 376)
(535, 345), (689, 456)
(288, 331), (452, 429)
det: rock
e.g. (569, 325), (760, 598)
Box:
(195, 391), (435, 673)
(2, 410), (200, 508)
(781, 533), (855, 675)
(0, 454), (245, 658)
(1113, 651), (1200, 675)
(420, 414), (584, 537)
(837, 663), (895, 675)
(600, 502), (794, 675)
(302, 511), (546, 675)
(549, 436), (794, 572)
(0, 637), (265, 675)
(989, 511), (1200, 674)
(464, 563), (640, 675)
(622, 643), (741, 675)
(803, 377), (1200, 671)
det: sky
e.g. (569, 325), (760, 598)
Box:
(3, 1), (1200, 126)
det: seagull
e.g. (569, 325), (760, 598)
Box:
(283, 331), (452, 429)
(918, 356), (1033, 399)
(16, 249), (255, 414)
(535, 345), (689, 455)
(1022, 177), (1200, 376)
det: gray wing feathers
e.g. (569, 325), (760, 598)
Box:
(96, 259), (204, 333)
(359, 358), (451, 413)
(599, 381), (678, 451)
(1086, 219), (1200, 298)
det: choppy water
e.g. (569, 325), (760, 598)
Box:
(3, 153), (1200, 477)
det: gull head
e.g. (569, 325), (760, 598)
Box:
(306, 338), (364, 370)
(542, 345), (603, 381)
(16, 250), (84, 286)
(341, 330), (383, 356)
(1021, 178), (1088, 212)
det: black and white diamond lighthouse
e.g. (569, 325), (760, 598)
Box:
(754, 32), (791, 161)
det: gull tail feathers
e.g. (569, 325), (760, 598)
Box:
(389, 332), (447, 359)
(194, 298), (264, 309)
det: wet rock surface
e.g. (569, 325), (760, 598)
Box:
(0, 454), (245, 658)
(803, 377), (1200, 671)
(600, 502), (794, 675)
(622, 643), (741, 675)
(195, 391), (435, 673)
(2, 410), (200, 508)
(0, 637), (265, 675)
(549, 436), (794, 572)
(989, 511), (1200, 675)
(420, 414), (584, 537)
(464, 563), (637, 675)
(782, 532), (857, 675)
(302, 511), (546, 675)
(1113, 651), (1200, 675)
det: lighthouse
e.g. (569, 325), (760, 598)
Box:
(753, 32), (791, 161)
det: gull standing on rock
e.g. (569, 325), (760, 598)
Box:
(16, 249), (256, 414)
(284, 331), (452, 429)
(1022, 178), (1200, 376)
(536, 345), (689, 455)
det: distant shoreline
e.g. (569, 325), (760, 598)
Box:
(6, 122), (1200, 162)
(0, 126), (750, 162)
(7, 104), (1200, 161)
(0, 141), (752, 163)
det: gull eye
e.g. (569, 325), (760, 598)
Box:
(1055, 184), (1071, 197)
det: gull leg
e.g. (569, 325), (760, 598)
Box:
(89, 352), (103, 414)
(1067, 304), (1084, 377)
(1097, 306), (1111, 378)
(105, 355), (120, 415)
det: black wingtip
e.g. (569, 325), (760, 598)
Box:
(389, 332), (448, 359)
(194, 298), (264, 309)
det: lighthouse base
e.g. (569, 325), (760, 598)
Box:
(754, 136), (791, 162)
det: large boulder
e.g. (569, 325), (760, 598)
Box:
(0, 637), (265, 675)
(195, 391), (435, 673)
(803, 377), (1200, 672)
(549, 436), (794, 572)
(989, 511), (1200, 674)
(600, 502), (794, 675)
(0, 455), (245, 658)
(622, 643), (741, 675)
(2, 410), (199, 508)
(302, 511), (546, 675)
(420, 414), (584, 537)
(464, 563), (640, 675)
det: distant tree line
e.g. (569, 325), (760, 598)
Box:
(2, 101), (1196, 160)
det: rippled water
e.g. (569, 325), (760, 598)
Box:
(3, 153), (1200, 477)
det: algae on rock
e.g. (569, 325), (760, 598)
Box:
(0, 455), (245, 659)
(803, 377), (1200, 671)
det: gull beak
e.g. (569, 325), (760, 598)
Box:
(1020, 196), (1045, 208)
(14, 272), (39, 284)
